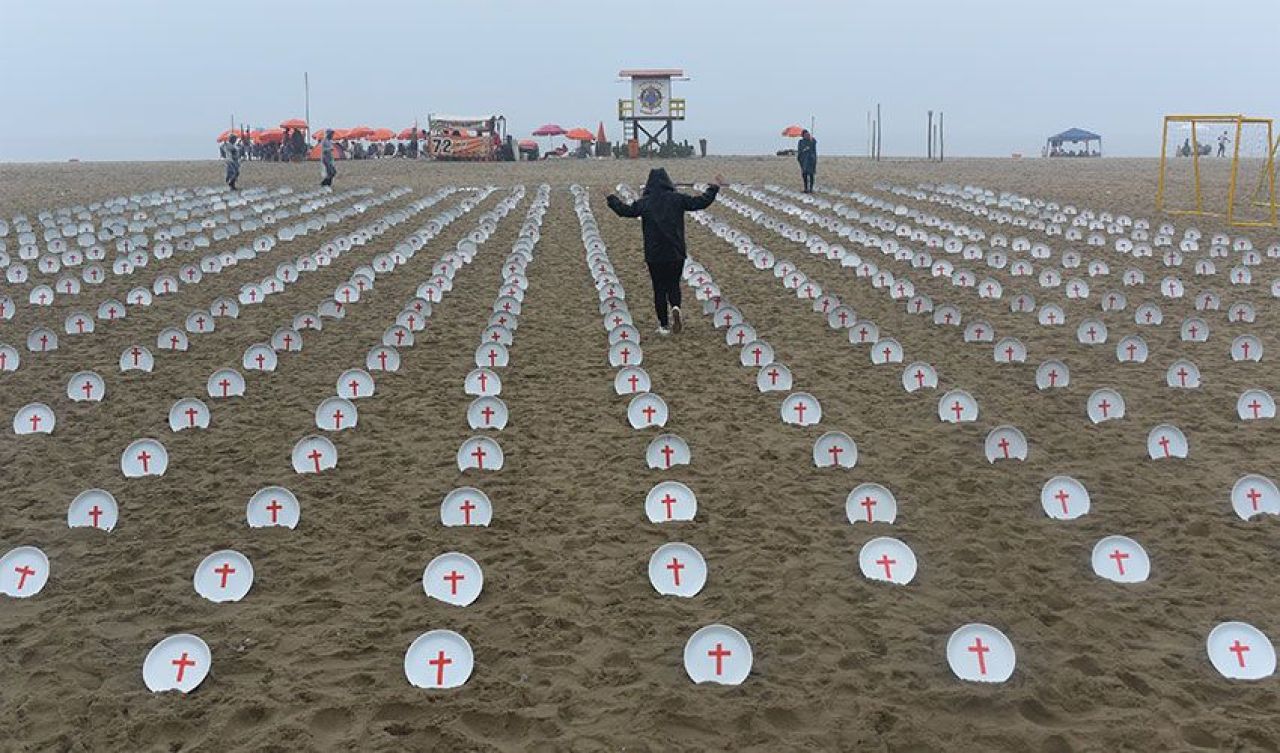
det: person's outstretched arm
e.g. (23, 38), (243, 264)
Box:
(606, 193), (643, 218)
(681, 174), (725, 211)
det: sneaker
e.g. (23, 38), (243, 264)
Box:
(655, 326), (671, 336)
(670, 306), (683, 334)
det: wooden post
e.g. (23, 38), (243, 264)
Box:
(876, 104), (882, 161)
(927, 110), (933, 160)
(304, 72), (310, 136)
(939, 112), (945, 162)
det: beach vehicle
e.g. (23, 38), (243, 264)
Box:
(425, 115), (513, 161)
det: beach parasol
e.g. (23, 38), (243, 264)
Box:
(346, 126), (373, 140)
(565, 127), (594, 141)
(397, 127), (423, 140)
(257, 128), (285, 144)
(368, 128), (395, 142)
(781, 125), (805, 137)
(280, 118), (308, 130)
(532, 123), (566, 137)
(216, 130), (232, 143)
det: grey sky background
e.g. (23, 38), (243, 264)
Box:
(1, 0), (1277, 162)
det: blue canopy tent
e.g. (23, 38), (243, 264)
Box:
(1046, 127), (1102, 157)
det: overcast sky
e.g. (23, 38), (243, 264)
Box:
(1, 0), (1277, 162)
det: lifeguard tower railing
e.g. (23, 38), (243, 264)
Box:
(618, 98), (686, 121)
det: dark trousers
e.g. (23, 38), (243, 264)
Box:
(647, 259), (683, 328)
(802, 170), (815, 192)
(321, 160), (336, 186)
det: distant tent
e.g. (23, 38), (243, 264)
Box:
(1046, 127), (1102, 157)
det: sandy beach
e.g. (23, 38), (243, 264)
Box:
(0, 156), (1278, 752)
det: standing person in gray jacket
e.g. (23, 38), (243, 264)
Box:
(320, 129), (337, 187)
(797, 129), (817, 193)
(221, 134), (241, 191)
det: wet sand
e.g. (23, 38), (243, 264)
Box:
(0, 156), (1278, 752)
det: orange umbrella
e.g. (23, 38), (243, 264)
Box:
(216, 130), (232, 143)
(368, 128), (395, 142)
(257, 128), (285, 144)
(346, 125), (373, 140)
(280, 118), (308, 130)
(565, 127), (595, 141)
(781, 125), (805, 137)
(397, 127), (423, 140)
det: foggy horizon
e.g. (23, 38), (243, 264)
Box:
(2, 0), (1277, 163)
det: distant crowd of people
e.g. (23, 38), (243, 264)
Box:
(1176, 132), (1231, 158)
(1048, 147), (1100, 157)
(231, 127), (424, 161)
(243, 127), (308, 161)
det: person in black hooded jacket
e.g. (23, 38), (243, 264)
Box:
(797, 130), (817, 193)
(606, 168), (723, 335)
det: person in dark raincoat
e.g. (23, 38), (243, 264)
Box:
(605, 168), (723, 335)
(797, 129), (817, 193)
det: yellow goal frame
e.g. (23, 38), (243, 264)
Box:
(1156, 114), (1277, 228)
(1250, 133), (1280, 211)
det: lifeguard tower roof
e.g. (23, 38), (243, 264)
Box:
(619, 69), (686, 79)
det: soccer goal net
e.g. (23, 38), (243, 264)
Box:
(1157, 114), (1277, 228)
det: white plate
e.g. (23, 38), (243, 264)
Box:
(946, 623), (1015, 683)
(683, 624), (752, 685)
(1090, 535), (1150, 583)
(441, 487), (493, 527)
(193, 549), (254, 603)
(120, 438), (168, 477)
(1207, 622), (1276, 680)
(1041, 475), (1090, 520)
(858, 536), (917, 585)
(68, 488), (118, 531)
(404, 630), (473, 689)
(246, 486), (300, 529)
(423, 552), (483, 607)
(1231, 474), (1280, 520)
(846, 483), (897, 525)
(0, 546), (49, 597)
(645, 481), (697, 523)
(143, 633), (211, 693)
(648, 542), (707, 597)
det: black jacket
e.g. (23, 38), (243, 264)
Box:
(797, 136), (817, 172)
(607, 168), (719, 264)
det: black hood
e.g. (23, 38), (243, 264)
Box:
(643, 168), (676, 194)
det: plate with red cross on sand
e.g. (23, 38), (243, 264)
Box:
(684, 624), (752, 686)
(947, 623), (1016, 683)
(68, 489), (119, 532)
(143, 634), (212, 693)
(405, 630), (473, 690)
(1207, 622), (1276, 680)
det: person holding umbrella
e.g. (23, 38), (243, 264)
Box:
(605, 168), (724, 336)
(797, 129), (817, 193)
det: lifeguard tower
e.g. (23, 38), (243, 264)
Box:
(618, 69), (687, 155)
